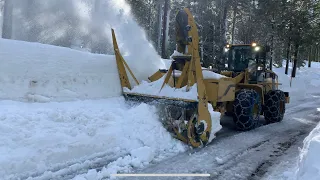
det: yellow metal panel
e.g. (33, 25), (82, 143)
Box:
(111, 29), (132, 90)
(148, 70), (166, 82)
(204, 80), (218, 102)
(217, 80), (236, 102)
(220, 71), (233, 77)
(176, 61), (190, 88)
(184, 8), (212, 145)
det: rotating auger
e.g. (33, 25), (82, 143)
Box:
(111, 8), (214, 148)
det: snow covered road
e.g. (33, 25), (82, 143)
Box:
(1, 34), (319, 180)
(115, 94), (320, 180)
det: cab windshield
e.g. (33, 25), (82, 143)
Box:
(228, 46), (257, 72)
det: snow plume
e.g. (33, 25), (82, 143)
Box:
(97, 0), (166, 82)
(11, 0), (165, 82)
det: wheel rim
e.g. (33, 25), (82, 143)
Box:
(187, 113), (202, 148)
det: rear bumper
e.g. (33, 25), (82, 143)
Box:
(284, 92), (290, 103)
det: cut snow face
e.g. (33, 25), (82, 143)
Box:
(296, 116), (320, 180)
(0, 98), (186, 179)
(0, 38), (121, 102)
(7, 0), (166, 98)
(0, 37), (163, 103)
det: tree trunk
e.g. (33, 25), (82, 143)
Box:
(308, 46), (312, 67)
(157, 2), (162, 53)
(285, 37), (291, 74)
(161, 0), (169, 58)
(270, 14), (275, 71)
(2, 0), (13, 39)
(291, 43), (299, 78)
(231, 5), (237, 44)
(218, 0), (229, 70)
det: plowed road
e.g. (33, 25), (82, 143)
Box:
(117, 94), (320, 180)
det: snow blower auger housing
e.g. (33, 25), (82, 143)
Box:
(111, 8), (237, 148)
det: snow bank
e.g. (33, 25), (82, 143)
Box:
(273, 61), (320, 103)
(0, 97), (186, 179)
(0, 38), (164, 102)
(72, 105), (222, 180)
(296, 108), (320, 180)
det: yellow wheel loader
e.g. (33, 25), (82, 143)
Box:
(111, 8), (290, 148)
(222, 43), (290, 130)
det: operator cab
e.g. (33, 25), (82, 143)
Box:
(224, 43), (271, 83)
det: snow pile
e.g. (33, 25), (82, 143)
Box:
(0, 38), (165, 102)
(202, 70), (227, 79)
(72, 106), (222, 180)
(273, 61), (320, 103)
(208, 104), (223, 143)
(124, 68), (227, 100)
(101, 0), (166, 81)
(170, 50), (185, 59)
(295, 108), (320, 180)
(0, 97), (186, 179)
(0, 38), (120, 102)
(124, 76), (199, 100)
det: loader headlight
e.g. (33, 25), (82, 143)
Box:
(254, 46), (261, 52)
(257, 66), (263, 70)
(224, 48), (229, 52)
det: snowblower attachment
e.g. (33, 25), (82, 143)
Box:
(111, 8), (215, 148)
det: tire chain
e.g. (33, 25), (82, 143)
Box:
(233, 89), (261, 130)
(264, 90), (286, 123)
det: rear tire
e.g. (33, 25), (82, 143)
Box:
(233, 89), (261, 131)
(264, 90), (286, 123)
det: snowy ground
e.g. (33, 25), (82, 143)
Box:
(0, 38), (186, 180)
(1, 98), (186, 180)
(94, 61), (320, 180)
(1, 35), (320, 180)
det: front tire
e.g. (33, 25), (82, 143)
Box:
(264, 90), (286, 123)
(233, 89), (261, 131)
